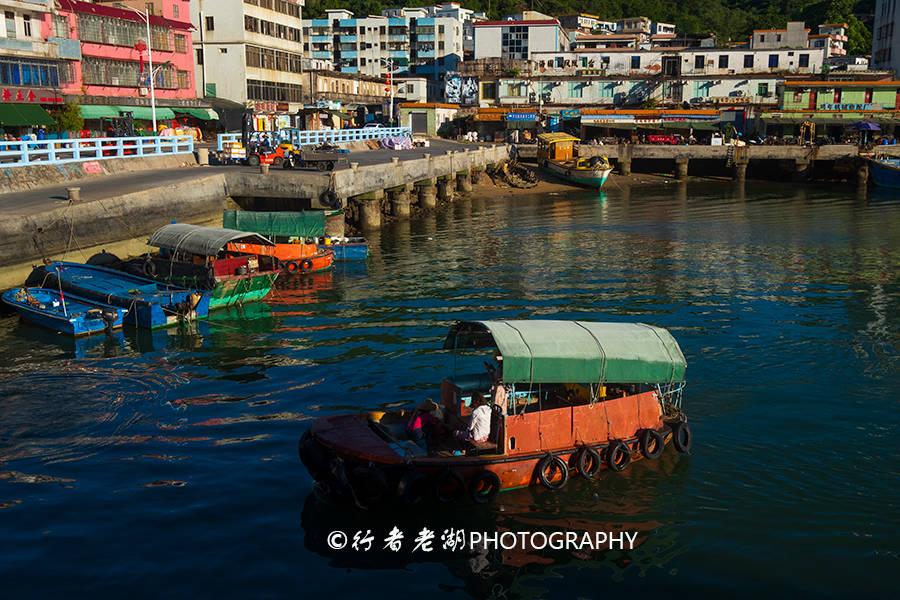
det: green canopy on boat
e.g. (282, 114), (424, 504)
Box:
(443, 320), (686, 384)
(148, 223), (274, 257)
(223, 210), (326, 239)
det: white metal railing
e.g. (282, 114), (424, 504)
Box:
(0, 135), (195, 167)
(216, 127), (412, 151)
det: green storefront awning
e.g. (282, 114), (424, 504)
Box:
(661, 121), (720, 130)
(444, 320), (687, 384)
(118, 106), (176, 120)
(174, 108), (219, 121)
(0, 103), (56, 126)
(79, 105), (121, 119)
(222, 209), (326, 239)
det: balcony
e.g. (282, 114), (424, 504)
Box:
(389, 50), (408, 58)
(339, 35), (358, 43)
(340, 66), (359, 73)
(310, 35), (331, 43)
(339, 50), (358, 58)
(312, 51), (332, 59)
(416, 34), (435, 42)
(416, 49), (435, 58)
(387, 34), (407, 42)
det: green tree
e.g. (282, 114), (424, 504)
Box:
(49, 102), (84, 135)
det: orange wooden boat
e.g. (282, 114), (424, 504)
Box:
(299, 320), (692, 507)
(226, 240), (333, 274)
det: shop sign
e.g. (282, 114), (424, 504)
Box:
(2, 88), (63, 103)
(560, 109), (580, 118)
(821, 103), (879, 111)
(249, 101), (278, 112)
(506, 112), (537, 121)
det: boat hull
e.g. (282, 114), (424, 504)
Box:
(208, 272), (277, 309)
(318, 240), (369, 261)
(868, 157), (900, 188)
(541, 160), (612, 189)
(2, 288), (127, 337)
(26, 262), (209, 329)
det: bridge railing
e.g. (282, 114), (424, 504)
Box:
(217, 127), (412, 151)
(0, 135), (195, 167)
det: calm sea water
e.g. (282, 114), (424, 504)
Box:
(0, 182), (898, 598)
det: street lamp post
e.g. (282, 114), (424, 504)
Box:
(118, 4), (157, 132)
(380, 57), (397, 127)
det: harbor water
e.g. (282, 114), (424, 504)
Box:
(0, 181), (897, 598)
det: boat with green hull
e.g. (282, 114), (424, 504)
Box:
(136, 224), (280, 310)
(537, 133), (613, 190)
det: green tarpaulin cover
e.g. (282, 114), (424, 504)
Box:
(444, 320), (686, 384)
(174, 108), (219, 120)
(119, 106), (175, 120)
(80, 105), (120, 119)
(0, 103), (55, 126)
(223, 210), (326, 239)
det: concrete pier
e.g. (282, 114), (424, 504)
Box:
(388, 187), (411, 218)
(456, 169), (472, 193)
(416, 180), (437, 209)
(437, 177), (453, 202)
(675, 158), (689, 180)
(733, 158), (749, 182)
(793, 159), (811, 183)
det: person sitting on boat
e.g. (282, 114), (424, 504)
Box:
(486, 350), (508, 415)
(454, 394), (491, 444)
(406, 398), (442, 447)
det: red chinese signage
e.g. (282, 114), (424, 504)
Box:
(1, 88), (64, 104)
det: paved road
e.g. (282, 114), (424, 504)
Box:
(0, 140), (493, 218)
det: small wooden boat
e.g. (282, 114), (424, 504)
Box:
(223, 209), (369, 263)
(298, 320), (691, 507)
(25, 262), (209, 329)
(867, 155), (900, 188)
(2, 287), (127, 336)
(141, 224), (281, 310)
(537, 133), (613, 190)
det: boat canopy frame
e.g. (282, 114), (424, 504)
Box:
(443, 320), (686, 385)
(148, 224), (275, 258)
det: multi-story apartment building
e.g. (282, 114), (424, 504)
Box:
(473, 15), (567, 60)
(190, 0), (305, 113)
(49, 0), (202, 129)
(302, 7), (463, 85)
(0, 0), (71, 132)
(873, 0), (899, 73)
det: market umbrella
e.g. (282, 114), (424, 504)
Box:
(850, 121), (881, 131)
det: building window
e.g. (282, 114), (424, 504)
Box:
(793, 90), (802, 103)
(718, 55), (728, 69)
(631, 55), (640, 69)
(206, 16), (214, 31)
(481, 81), (497, 100)
(5, 12), (16, 39)
(173, 4), (179, 19)
(568, 82), (582, 98)
(693, 81), (709, 98)
(196, 48), (204, 65)
(768, 54), (778, 68)
(83, 56), (175, 88)
(0, 57), (61, 87)
(744, 54), (753, 68)
(758, 82), (769, 96)
(799, 54), (809, 68)
(247, 79), (303, 103)
(22, 14), (31, 38)
(694, 55), (705, 69)
(52, 15), (70, 38)
(776, 34), (781, 42)
(760, 34), (765, 42)
(174, 34), (186, 53)
(177, 70), (189, 89)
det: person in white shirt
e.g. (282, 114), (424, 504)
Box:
(455, 394), (491, 443)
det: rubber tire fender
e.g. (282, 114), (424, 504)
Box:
(300, 259), (314, 272)
(298, 431), (328, 480)
(606, 440), (632, 472)
(536, 454), (569, 490)
(576, 446), (602, 479)
(469, 470), (501, 504)
(434, 468), (466, 503)
(640, 429), (665, 460)
(282, 260), (299, 273)
(142, 257), (157, 278)
(397, 471), (429, 506)
(319, 190), (341, 210)
(350, 465), (389, 509)
(672, 422), (693, 454)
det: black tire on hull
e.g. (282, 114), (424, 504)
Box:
(576, 446), (602, 479)
(606, 440), (632, 472)
(640, 429), (665, 460)
(536, 454), (569, 489)
(350, 465), (389, 508)
(434, 468), (466, 503)
(672, 422), (693, 454)
(397, 471), (429, 505)
(469, 470), (501, 503)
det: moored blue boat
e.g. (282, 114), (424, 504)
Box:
(320, 237), (369, 260)
(25, 262), (210, 329)
(867, 156), (900, 188)
(2, 287), (127, 337)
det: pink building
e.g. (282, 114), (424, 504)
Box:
(46, 0), (209, 129)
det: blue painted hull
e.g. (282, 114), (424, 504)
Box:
(318, 240), (369, 260)
(868, 158), (900, 188)
(26, 262), (210, 329)
(2, 288), (127, 337)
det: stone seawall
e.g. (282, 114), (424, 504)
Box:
(0, 153), (199, 194)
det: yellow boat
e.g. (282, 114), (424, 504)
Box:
(536, 133), (612, 190)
